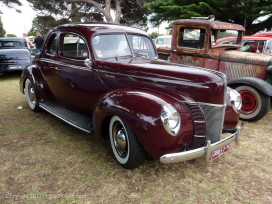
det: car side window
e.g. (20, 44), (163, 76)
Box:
(128, 35), (156, 57)
(165, 38), (171, 46)
(156, 38), (165, 45)
(62, 34), (89, 59)
(45, 34), (58, 55)
(178, 28), (206, 49)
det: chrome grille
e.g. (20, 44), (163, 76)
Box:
(184, 103), (206, 137)
(199, 103), (225, 143)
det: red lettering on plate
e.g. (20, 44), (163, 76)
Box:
(211, 145), (230, 160)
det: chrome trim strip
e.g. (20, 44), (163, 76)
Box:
(179, 100), (225, 107)
(194, 135), (206, 137)
(39, 104), (91, 133)
(99, 70), (209, 89)
(160, 123), (244, 164)
(39, 58), (92, 71)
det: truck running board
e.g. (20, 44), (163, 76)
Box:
(39, 100), (93, 133)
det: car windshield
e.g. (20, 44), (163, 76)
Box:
(0, 40), (27, 49)
(92, 34), (156, 58)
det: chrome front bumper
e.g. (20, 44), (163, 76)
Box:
(160, 123), (244, 164)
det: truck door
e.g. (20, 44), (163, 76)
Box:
(171, 27), (206, 67)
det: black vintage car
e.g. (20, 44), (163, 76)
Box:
(0, 37), (34, 74)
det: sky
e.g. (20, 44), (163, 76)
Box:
(0, 0), (37, 37)
(0, 0), (168, 37)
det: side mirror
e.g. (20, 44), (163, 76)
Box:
(84, 58), (92, 68)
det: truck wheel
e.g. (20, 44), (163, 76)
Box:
(25, 79), (40, 112)
(235, 85), (270, 122)
(109, 116), (145, 169)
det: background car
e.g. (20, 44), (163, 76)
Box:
(0, 37), (34, 74)
(19, 23), (243, 169)
(216, 36), (272, 55)
(154, 35), (172, 48)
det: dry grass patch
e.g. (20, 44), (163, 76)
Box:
(0, 71), (271, 204)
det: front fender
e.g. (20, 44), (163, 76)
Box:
(93, 89), (195, 159)
(20, 64), (48, 102)
(227, 77), (272, 96)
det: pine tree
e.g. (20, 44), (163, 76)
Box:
(145, 0), (272, 34)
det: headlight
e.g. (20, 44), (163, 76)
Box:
(230, 89), (242, 113)
(161, 104), (181, 136)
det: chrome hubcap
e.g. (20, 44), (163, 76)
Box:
(113, 122), (128, 158)
(28, 85), (35, 105)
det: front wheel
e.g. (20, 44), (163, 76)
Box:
(235, 85), (270, 122)
(25, 79), (40, 112)
(109, 116), (145, 169)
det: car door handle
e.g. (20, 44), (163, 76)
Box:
(55, 67), (62, 71)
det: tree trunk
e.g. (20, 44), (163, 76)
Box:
(62, 0), (125, 24)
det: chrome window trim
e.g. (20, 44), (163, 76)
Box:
(39, 58), (92, 71)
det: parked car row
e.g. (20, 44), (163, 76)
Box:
(215, 36), (272, 55)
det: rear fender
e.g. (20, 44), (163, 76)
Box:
(93, 89), (195, 159)
(20, 64), (48, 102)
(228, 77), (272, 96)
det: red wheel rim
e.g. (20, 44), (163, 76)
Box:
(240, 91), (257, 114)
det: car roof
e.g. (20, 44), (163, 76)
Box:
(0, 37), (26, 41)
(254, 32), (272, 37)
(215, 35), (272, 44)
(52, 22), (149, 37)
(173, 19), (245, 31)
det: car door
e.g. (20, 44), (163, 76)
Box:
(41, 32), (94, 116)
(56, 33), (94, 116)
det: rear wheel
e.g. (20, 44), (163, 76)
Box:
(109, 116), (145, 169)
(25, 79), (40, 112)
(235, 85), (270, 122)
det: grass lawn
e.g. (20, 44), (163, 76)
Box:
(0, 71), (271, 204)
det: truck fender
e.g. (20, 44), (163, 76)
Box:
(93, 88), (194, 159)
(227, 77), (272, 96)
(21, 64), (48, 102)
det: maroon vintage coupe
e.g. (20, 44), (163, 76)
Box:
(19, 23), (243, 169)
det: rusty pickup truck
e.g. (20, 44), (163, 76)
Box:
(158, 17), (272, 122)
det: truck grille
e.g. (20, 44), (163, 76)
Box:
(225, 65), (257, 80)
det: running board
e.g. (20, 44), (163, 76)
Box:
(39, 100), (93, 133)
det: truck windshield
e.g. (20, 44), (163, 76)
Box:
(92, 34), (156, 58)
(214, 30), (240, 46)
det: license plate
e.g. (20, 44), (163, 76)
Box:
(211, 145), (230, 160)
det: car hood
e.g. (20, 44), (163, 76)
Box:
(0, 49), (31, 60)
(97, 58), (226, 105)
